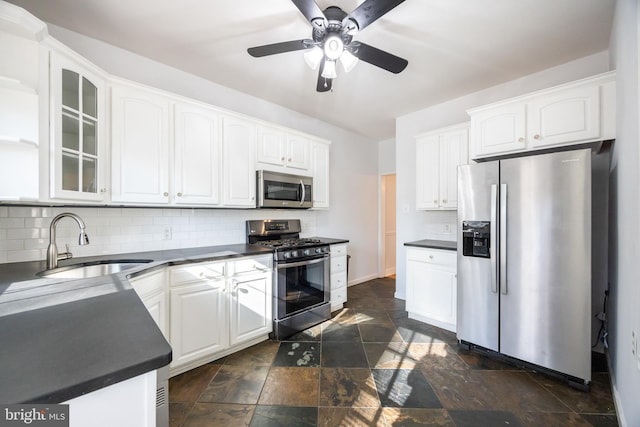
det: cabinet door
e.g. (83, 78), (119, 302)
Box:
(170, 280), (228, 368)
(50, 51), (107, 202)
(527, 85), (600, 148)
(439, 128), (468, 210)
(256, 125), (285, 167)
(415, 135), (440, 210)
(406, 248), (457, 331)
(229, 273), (272, 345)
(285, 134), (310, 171)
(130, 269), (168, 339)
(470, 103), (526, 157)
(141, 291), (169, 340)
(174, 102), (221, 205)
(221, 115), (256, 207)
(111, 84), (170, 203)
(311, 141), (330, 208)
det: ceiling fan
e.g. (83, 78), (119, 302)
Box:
(247, 0), (408, 92)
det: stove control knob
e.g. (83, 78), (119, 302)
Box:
(283, 252), (291, 259)
(290, 250), (298, 258)
(303, 249), (311, 256)
(315, 248), (321, 254)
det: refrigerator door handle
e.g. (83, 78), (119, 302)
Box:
(490, 184), (498, 293)
(500, 183), (508, 295)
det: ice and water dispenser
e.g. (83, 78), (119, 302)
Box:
(462, 221), (491, 258)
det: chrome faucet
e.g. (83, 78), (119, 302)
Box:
(46, 212), (90, 269)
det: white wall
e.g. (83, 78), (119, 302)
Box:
(394, 51), (610, 299)
(608, 0), (640, 425)
(0, 23), (380, 284)
(378, 138), (396, 175)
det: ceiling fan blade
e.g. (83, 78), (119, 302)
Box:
(316, 58), (332, 92)
(291, 0), (326, 28)
(350, 42), (408, 74)
(347, 0), (406, 32)
(247, 39), (312, 57)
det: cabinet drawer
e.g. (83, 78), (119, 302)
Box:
(231, 255), (273, 275)
(171, 262), (225, 285)
(406, 248), (456, 268)
(331, 271), (347, 290)
(331, 244), (347, 257)
(130, 269), (166, 298)
(332, 285), (347, 305)
(331, 255), (347, 274)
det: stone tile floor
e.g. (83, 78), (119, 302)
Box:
(169, 277), (619, 427)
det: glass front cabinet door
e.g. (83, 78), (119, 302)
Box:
(50, 51), (106, 202)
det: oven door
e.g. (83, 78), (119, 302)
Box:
(275, 255), (329, 320)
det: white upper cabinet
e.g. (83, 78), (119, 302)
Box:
(0, 29), (41, 201)
(527, 85), (600, 148)
(174, 102), (221, 205)
(416, 123), (468, 210)
(311, 140), (330, 209)
(111, 81), (170, 204)
(49, 50), (107, 202)
(256, 125), (311, 173)
(469, 103), (526, 157)
(222, 115), (256, 207)
(468, 71), (616, 160)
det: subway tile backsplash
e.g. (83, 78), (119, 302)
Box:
(0, 206), (318, 264)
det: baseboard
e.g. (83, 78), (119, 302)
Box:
(607, 351), (628, 427)
(347, 273), (378, 287)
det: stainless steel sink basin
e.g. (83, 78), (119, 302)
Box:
(37, 259), (153, 279)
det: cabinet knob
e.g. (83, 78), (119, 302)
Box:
(429, 255), (434, 259)
(100, 188), (107, 193)
(288, 158), (291, 162)
(281, 157), (285, 161)
(433, 200), (438, 204)
(163, 192), (169, 197)
(533, 134), (541, 140)
(177, 192), (182, 197)
(518, 137), (525, 143)
(442, 199), (447, 203)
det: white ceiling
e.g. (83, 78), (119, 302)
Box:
(7, 0), (615, 140)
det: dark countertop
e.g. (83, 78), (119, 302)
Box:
(312, 237), (350, 245)
(0, 243), (273, 404)
(404, 239), (457, 251)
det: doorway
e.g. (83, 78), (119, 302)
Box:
(380, 174), (396, 277)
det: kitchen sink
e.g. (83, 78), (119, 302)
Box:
(37, 259), (153, 279)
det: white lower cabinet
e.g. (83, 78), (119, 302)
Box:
(166, 254), (272, 376)
(170, 263), (228, 370)
(129, 269), (169, 340)
(330, 244), (348, 311)
(229, 273), (272, 345)
(406, 247), (457, 332)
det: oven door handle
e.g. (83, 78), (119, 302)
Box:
(277, 256), (327, 269)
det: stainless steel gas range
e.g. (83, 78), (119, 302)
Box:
(246, 219), (331, 340)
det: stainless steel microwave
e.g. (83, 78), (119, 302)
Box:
(256, 170), (313, 209)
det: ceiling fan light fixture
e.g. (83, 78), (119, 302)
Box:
(304, 46), (323, 70)
(323, 34), (344, 61)
(340, 50), (359, 72)
(321, 59), (338, 79)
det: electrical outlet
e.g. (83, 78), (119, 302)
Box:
(444, 224), (452, 234)
(163, 226), (172, 240)
(632, 330), (637, 358)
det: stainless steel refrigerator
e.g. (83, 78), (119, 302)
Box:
(457, 147), (609, 386)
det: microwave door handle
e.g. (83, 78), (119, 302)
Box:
(299, 179), (305, 206)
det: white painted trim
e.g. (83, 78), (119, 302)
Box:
(608, 353), (628, 427)
(348, 273), (378, 287)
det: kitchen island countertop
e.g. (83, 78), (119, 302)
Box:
(404, 239), (457, 251)
(0, 243), (273, 404)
